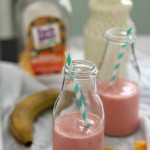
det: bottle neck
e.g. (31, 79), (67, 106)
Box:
(105, 28), (135, 44)
(98, 27), (140, 83)
(104, 28), (135, 62)
(62, 60), (98, 93)
(63, 76), (97, 93)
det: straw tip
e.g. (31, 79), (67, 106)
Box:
(86, 123), (91, 128)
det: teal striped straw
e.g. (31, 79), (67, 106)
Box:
(65, 51), (90, 128)
(109, 25), (133, 86)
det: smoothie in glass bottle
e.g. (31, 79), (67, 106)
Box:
(53, 60), (104, 150)
(98, 78), (140, 136)
(53, 112), (104, 150)
(97, 28), (140, 136)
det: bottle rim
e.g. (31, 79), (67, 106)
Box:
(105, 28), (136, 44)
(64, 60), (98, 79)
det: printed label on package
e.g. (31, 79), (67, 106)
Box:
(27, 16), (66, 75)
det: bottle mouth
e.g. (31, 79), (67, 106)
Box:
(105, 28), (136, 44)
(64, 60), (98, 79)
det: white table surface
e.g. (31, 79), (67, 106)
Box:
(0, 35), (150, 150)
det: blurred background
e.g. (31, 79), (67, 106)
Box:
(0, 0), (150, 63)
(71, 0), (150, 35)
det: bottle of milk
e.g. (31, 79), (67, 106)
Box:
(84, 0), (134, 67)
(97, 27), (140, 136)
(53, 60), (104, 150)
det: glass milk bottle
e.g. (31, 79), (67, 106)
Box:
(84, 0), (134, 67)
(97, 28), (140, 136)
(53, 60), (104, 150)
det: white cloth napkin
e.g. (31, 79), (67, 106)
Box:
(0, 61), (62, 150)
(0, 52), (150, 150)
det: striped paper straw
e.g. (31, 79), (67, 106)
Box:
(65, 51), (90, 128)
(109, 25), (133, 86)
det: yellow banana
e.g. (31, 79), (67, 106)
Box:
(10, 89), (60, 146)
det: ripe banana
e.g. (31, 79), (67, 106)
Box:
(10, 89), (60, 146)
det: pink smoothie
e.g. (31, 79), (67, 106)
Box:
(53, 112), (104, 150)
(98, 78), (140, 136)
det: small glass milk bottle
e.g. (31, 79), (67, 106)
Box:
(53, 60), (104, 150)
(97, 28), (140, 136)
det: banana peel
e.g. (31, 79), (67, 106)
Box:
(10, 89), (60, 146)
